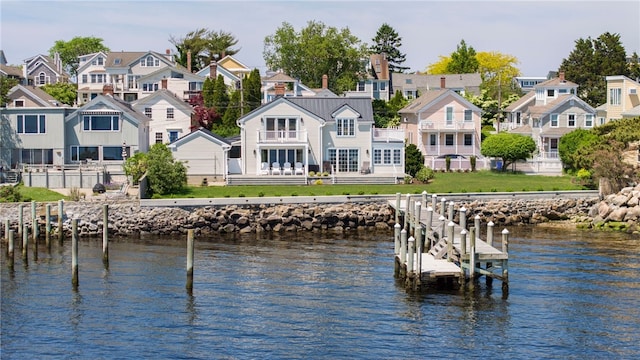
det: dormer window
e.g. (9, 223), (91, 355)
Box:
(336, 118), (355, 136)
(114, 58), (121, 65)
(141, 56), (160, 67)
(14, 100), (24, 107)
(547, 89), (555, 97)
(559, 88), (568, 94)
(92, 57), (104, 65)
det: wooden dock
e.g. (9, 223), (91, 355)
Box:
(390, 192), (509, 293)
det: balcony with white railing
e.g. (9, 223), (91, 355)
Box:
(372, 127), (404, 142)
(257, 129), (308, 143)
(419, 120), (475, 131)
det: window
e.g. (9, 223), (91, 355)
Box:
(71, 146), (99, 161)
(17, 115), (46, 134)
(373, 82), (378, 91)
(142, 56), (159, 67)
(128, 75), (140, 89)
(103, 146), (128, 161)
(380, 82), (386, 91)
(599, 117), (605, 125)
(114, 58), (121, 65)
(445, 134), (454, 146)
(559, 88), (568, 94)
(90, 74), (106, 83)
(336, 118), (355, 136)
(357, 81), (365, 92)
(14, 100), (24, 107)
(145, 108), (152, 118)
(393, 149), (401, 164)
(155, 132), (163, 143)
(82, 114), (120, 131)
(166, 107), (174, 119)
(142, 83), (158, 92)
(547, 89), (555, 97)
(445, 106), (454, 126)
(405, 79), (412, 84)
(585, 114), (594, 127)
(20, 149), (53, 165)
(610, 88), (622, 105)
(92, 57), (104, 65)
(550, 113), (559, 127)
(464, 109), (473, 122)
(82, 74), (87, 83)
(568, 113), (576, 127)
(429, 134), (437, 146)
(37, 72), (47, 85)
(328, 148), (359, 172)
(373, 149), (382, 164)
(169, 131), (179, 143)
(383, 149), (391, 164)
(515, 112), (521, 125)
(464, 134), (473, 146)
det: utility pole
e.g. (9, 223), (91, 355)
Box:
(497, 71), (502, 133)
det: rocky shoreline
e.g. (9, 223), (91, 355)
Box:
(1, 194), (624, 238)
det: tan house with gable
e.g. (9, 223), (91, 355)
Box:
(598, 75), (640, 122)
(398, 89), (484, 170)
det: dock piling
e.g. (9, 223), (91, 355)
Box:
(501, 229), (510, 293)
(394, 223), (401, 255)
(487, 221), (494, 247)
(22, 224), (28, 264)
(102, 204), (109, 266)
(8, 230), (15, 270)
(72, 218), (79, 289)
(186, 229), (195, 293)
(447, 221), (455, 261)
(58, 200), (64, 244)
(18, 204), (23, 237)
(45, 204), (51, 249)
(459, 206), (467, 230)
(448, 201), (455, 223)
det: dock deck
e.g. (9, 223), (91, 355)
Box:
(390, 194), (509, 292)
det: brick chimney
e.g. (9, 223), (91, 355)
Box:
(187, 50), (192, 73)
(322, 74), (328, 89)
(166, 49), (170, 55)
(559, 71), (565, 82)
(102, 84), (114, 96)
(161, 78), (167, 89)
(440, 76), (446, 89)
(209, 61), (217, 79)
(275, 83), (286, 97)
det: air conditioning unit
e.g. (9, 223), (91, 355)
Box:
(629, 88), (637, 95)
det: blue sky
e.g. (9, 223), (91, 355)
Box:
(1, 0), (639, 76)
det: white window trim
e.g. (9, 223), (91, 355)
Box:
(567, 113), (576, 128)
(445, 106), (454, 126)
(550, 113), (559, 128)
(585, 114), (594, 128)
(445, 133), (455, 146)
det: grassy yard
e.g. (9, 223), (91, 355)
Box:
(159, 170), (586, 198)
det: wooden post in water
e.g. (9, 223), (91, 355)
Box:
(400, 229), (407, 277)
(72, 218), (79, 289)
(4, 218), (9, 242)
(414, 202), (422, 289)
(459, 206), (467, 230)
(31, 200), (38, 241)
(460, 229), (467, 282)
(487, 221), (495, 247)
(425, 206), (433, 250)
(22, 224), (28, 264)
(447, 201), (455, 223)
(421, 191), (428, 209)
(431, 194), (438, 214)
(407, 237), (415, 274)
(447, 221), (455, 262)
(18, 204), (23, 237)
(58, 200), (64, 244)
(501, 229), (509, 293)
(186, 229), (195, 293)
(102, 204), (109, 265)
(45, 204), (51, 249)
(403, 194), (411, 231)
(8, 230), (15, 270)
(440, 197), (446, 218)
(408, 197), (415, 236)
(474, 215), (481, 239)
(395, 193), (401, 224)
(394, 223), (401, 255)
(469, 227), (477, 282)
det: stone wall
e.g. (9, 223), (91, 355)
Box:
(588, 184), (640, 232)
(0, 196), (600, 238)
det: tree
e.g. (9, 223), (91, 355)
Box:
(481, 133), (536, 171)
(405, 143), (424, 177)
(216, 90), (241, 137)
(146, 143), (187, 196)
(189, 94), (219, 131)
(202, 77), (215, 108)
(558, 128), (601, 173)
(170, 28), (239, 72)
(212, 74), (229, 115)
(446, 40), (479, 74)
(0, 76), (19, 106)
(264, 21), (368, 94)
(629, 52), (640, 81)
(49, 36), (110, 79)
(41, 82), (77, 105)
(370, 23), (409, 73)
(465, 89), (520, 127)
(242, 68), (262, 114)
(123, 152), (148, 185)
(559, 32), (629, 107)
(476, 51), (521, 100)
(425, 55), (451, 74)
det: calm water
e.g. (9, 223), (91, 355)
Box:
(1, 227), (639, 359)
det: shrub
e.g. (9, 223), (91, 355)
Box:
(0, 184), (23, 203)
(308, 171), (316, 177)
(69, 187), (82, 201)
(314, 179), (323, 185)
(415, 167), (435, 183)
(258, 192), (265, 197)
(470, 156), (477, 171)
(358, 191), (365, 195)
(445, 156), (451, 172)
(404, 175), (413, 184)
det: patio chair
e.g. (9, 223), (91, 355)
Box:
(260, 162), (270, 175)
(283, 162), (293, 175)
(271, 162), (282, 175)
(360, 161), (371, 174)
(294, 162), (304, 175)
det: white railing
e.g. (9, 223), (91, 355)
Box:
(257, 130), (307, 143)
(419, 120), (474, 131)
(372, 127), (404, 142)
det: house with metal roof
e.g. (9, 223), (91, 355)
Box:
(235, 95), (404, 183)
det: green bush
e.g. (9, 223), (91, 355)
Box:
(0, 184), (23, 203)
(415, 167), (435, 183)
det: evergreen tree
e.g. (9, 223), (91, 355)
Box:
(404, 144), (424, 178)
(242, 68), (262, 114)
(212, 74), (229, 115)
(560, 32), (629, 106)
(446, 40), (479, 74)
(627, 52), (640, 81)
(370, 23), (409, 73)
(217, 90), (241, 137)
(202, 77), (215, 108)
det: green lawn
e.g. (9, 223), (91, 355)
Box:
(158, 170), (586, 199)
